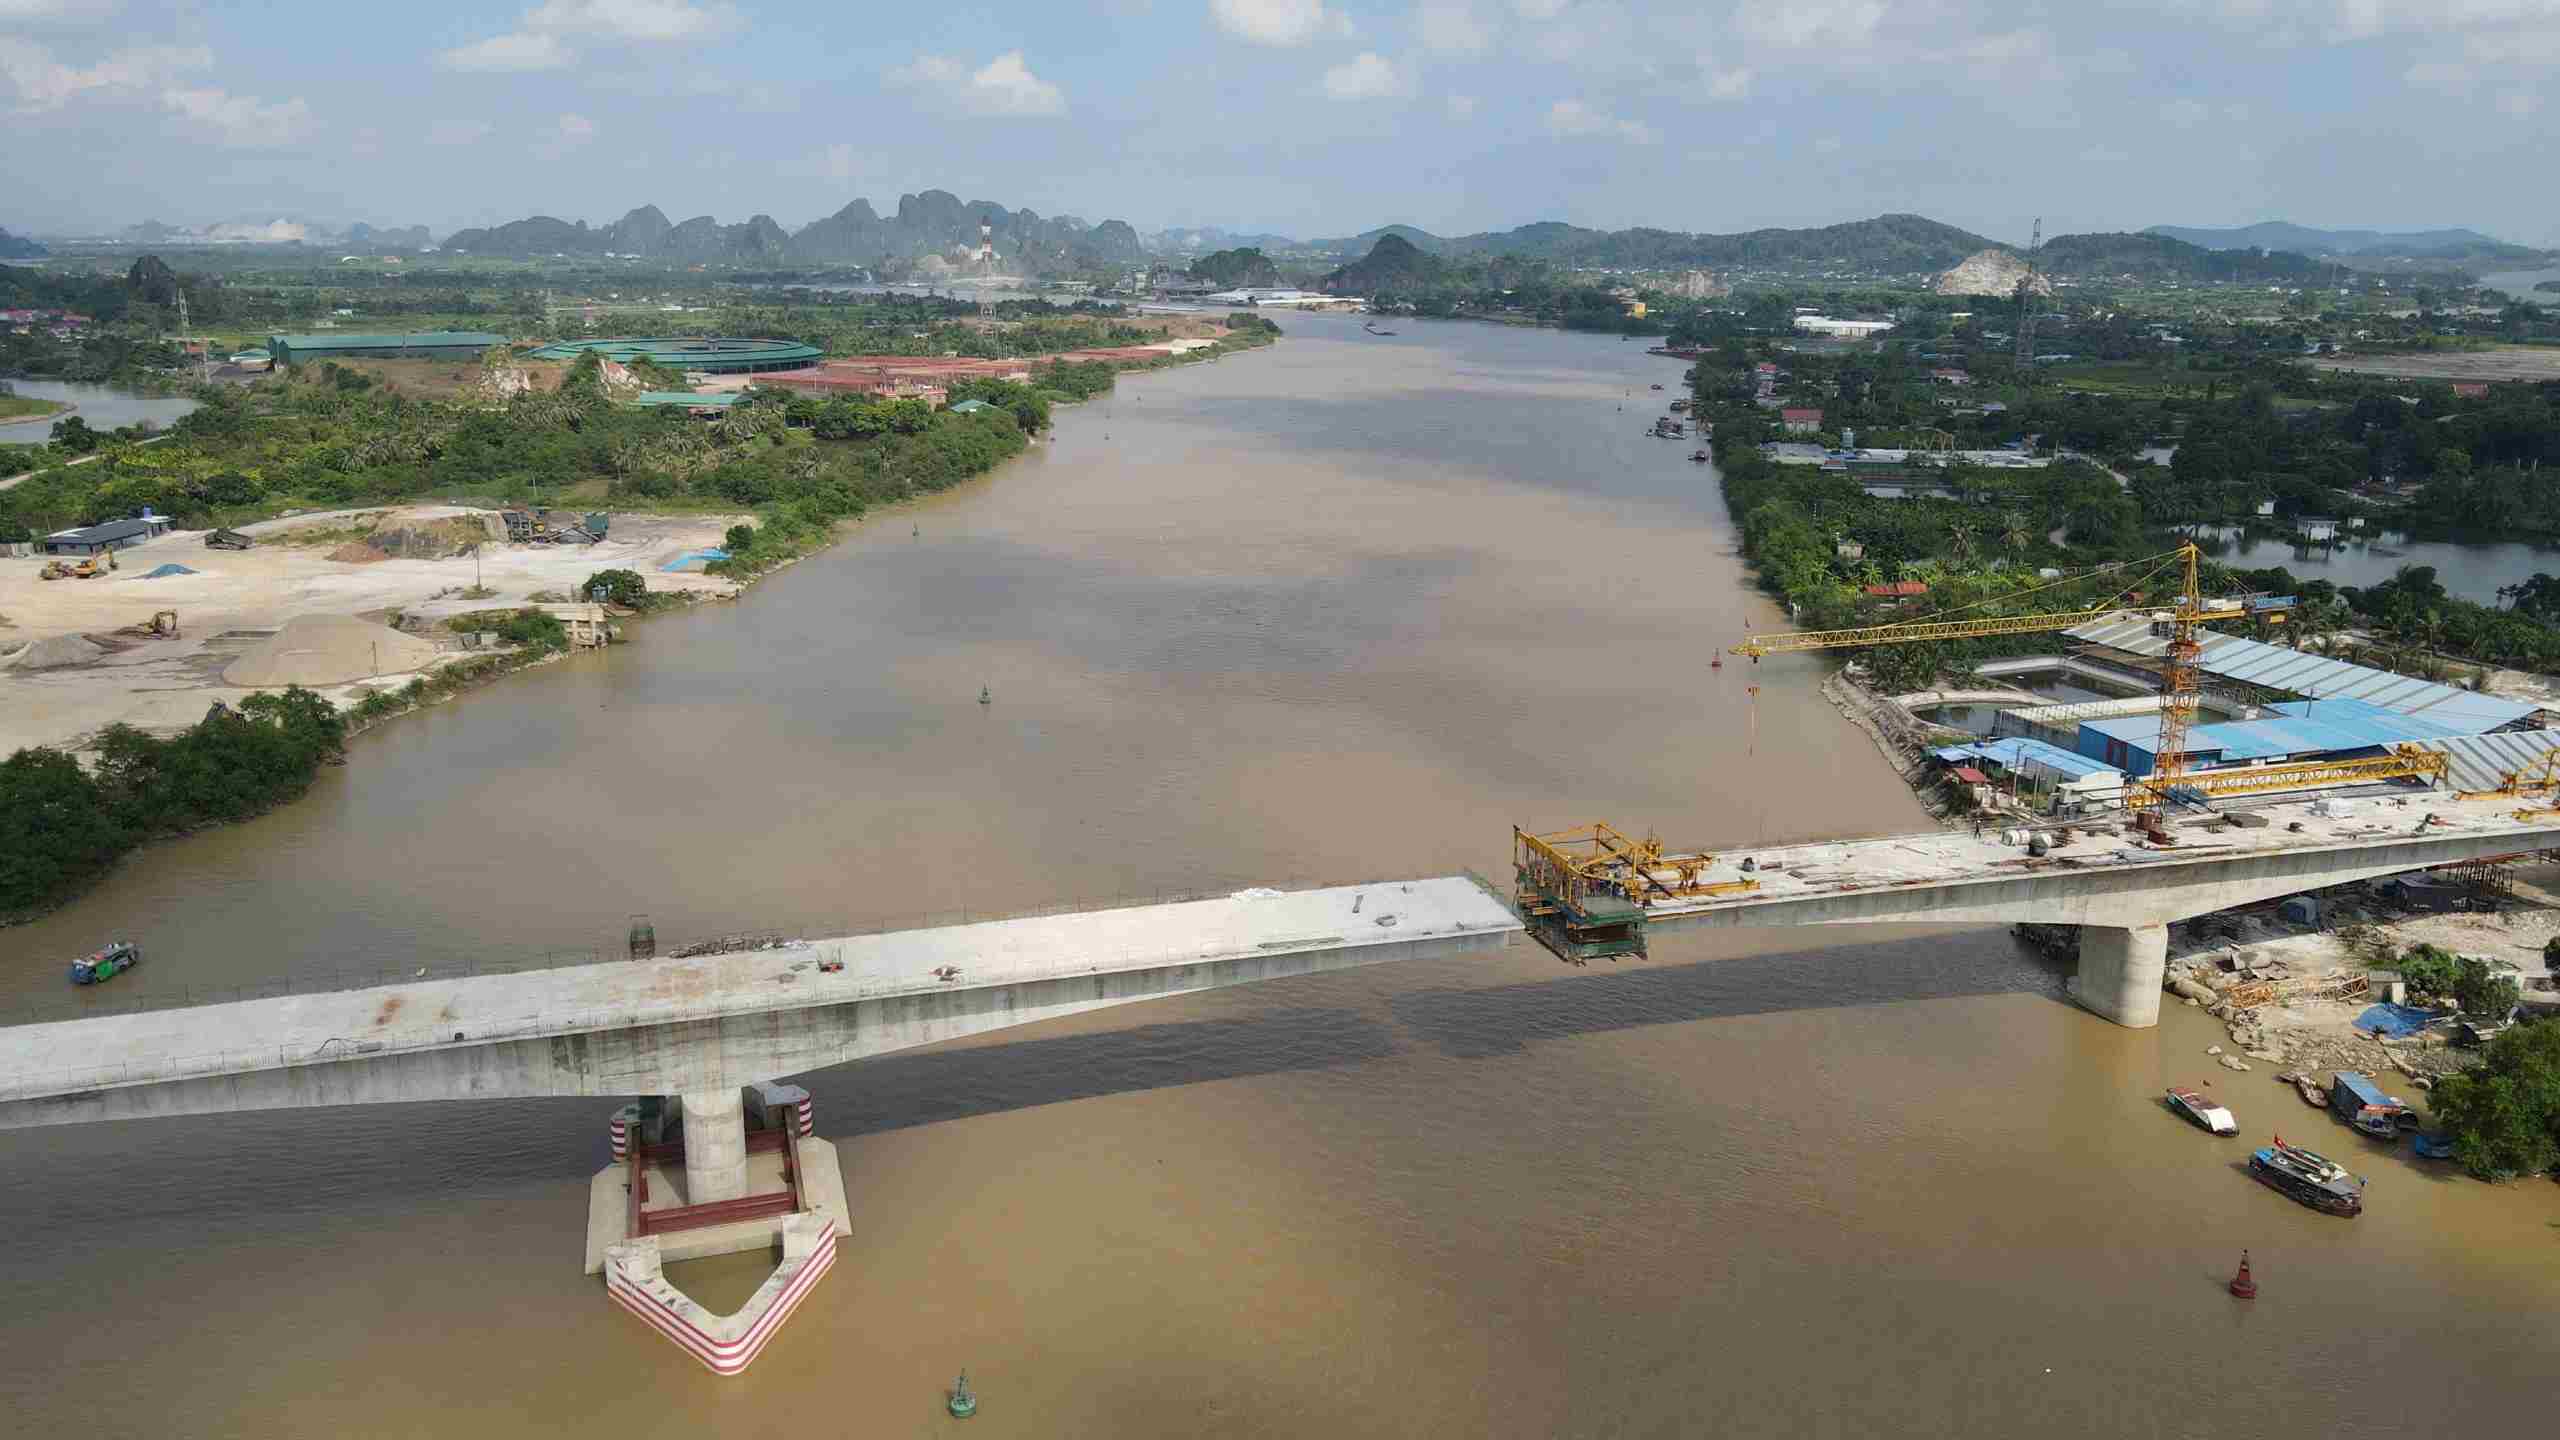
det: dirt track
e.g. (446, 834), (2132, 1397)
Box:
(2312, 346), (2560, 382)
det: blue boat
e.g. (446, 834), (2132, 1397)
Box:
(2413, 1132), (2457, 1161)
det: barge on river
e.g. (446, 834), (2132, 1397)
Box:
(2250, 1136), (2365, 1217)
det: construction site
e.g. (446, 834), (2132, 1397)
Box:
(0, 504), (743, 756)
(1506, 543), (2560, 1044)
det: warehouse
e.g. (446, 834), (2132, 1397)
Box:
(2073, 697), (2477, 779)
(266, 331), (509, 365)
(41, 514), (172, 555)
(525, 337), (823, 374)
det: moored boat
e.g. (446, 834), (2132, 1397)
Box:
(2249, 1135), (2364, 1216)
(2165, 1086), (2238, 1134)
(68, 941), (141, 986)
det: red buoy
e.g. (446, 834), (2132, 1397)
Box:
(2228, 1250), (2257, 1300)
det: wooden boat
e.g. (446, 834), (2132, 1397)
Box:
(2165, 1086), (2238, 1134)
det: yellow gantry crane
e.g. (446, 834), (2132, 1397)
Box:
(1513, 544), (2450, 967)
(1731, 542), (2445, 809)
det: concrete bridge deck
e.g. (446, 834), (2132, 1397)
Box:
(0, 877), (1521, 1130)
(1644, 793), (2560, 929)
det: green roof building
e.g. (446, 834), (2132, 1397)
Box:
(632, 391), (741, 409)
(526, 337), (823, 374)
(267, 331), (508, 365)
(947, 398), (997, 414)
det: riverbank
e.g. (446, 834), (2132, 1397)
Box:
(0, 396), (69, 427)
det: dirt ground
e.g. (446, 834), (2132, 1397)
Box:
(0, 504), (742, 754)
(2162, 863), (2560, 1101)
(2311, 346), (2560, 383)
(315, 356), (571, 400)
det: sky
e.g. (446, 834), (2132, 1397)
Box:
(4, 0), (2559, 249)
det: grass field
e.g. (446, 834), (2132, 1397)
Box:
(0, 393), (68, 423)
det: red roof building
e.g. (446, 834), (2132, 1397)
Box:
(1863, 580), (1929, 598)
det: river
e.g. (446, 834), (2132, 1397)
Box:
(2, 313), (2550, 1437)
(2192, 524), (2560, 605)
(0, 377), (199, 432)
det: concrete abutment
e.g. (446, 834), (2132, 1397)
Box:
(2069, 922), (2167, 1029)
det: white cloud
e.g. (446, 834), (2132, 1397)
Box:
(1417, 0), (1491, 54)
(0, 0), (123, 18)
(524, 0), (738, 41)
(1321, 51), (1406, 99)
(1703, 65), (1752, 99)
(1544, 97), (1654, 143)
(1513, 0), (1571, 17)
(2160, 96), (2212, 126)
(556, 111), (597, 143)
(1813, 135), (1842, 153)
(0, 40), (210, 113)
(1739, 1), (1887, 52)
(2495, 86), (2541, 117)
(1211, 0), (1348, 46)
(895, 51), (1068, 117)
(435, 32), (573, 72)
(1445, 92), (1477, 118)
(425, 118), (493, 145)
(439, 0), (736, 73)
(161, 86), (315, 148)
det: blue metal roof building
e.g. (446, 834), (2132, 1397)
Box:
(1932, 736), (2122, 782)
(2062, 615), (2540, 732)
(2074, 696), (2476, 778)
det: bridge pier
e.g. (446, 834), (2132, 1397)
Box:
(2070, 922), (2167, 1029)
(678, 1088), (749, 1203)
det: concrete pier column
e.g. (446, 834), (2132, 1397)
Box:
(2070, 923), (2167, 1029)
(679, 1088), (748, 1204)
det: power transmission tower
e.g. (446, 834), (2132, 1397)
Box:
(2013, 217), (2042, 374)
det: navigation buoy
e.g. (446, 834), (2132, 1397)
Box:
(1711, 655), (1722, 669)
(2228, 1250), (2257, 1299)
(978, 685), (992, 706)
(949, 1371), (977, 1418)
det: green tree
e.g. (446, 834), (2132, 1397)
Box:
(2450, 955), (2522, 1022)
(582, 568), (649, 606)
(2395, 943), (2460, 1001)
(0, 748), (128, 916)
(2429, 1021), (2560, 1180)
(51, 414), (98, 453)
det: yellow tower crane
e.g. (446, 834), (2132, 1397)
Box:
(1731, 542), (2445, 810)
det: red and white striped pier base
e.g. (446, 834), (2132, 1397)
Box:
(605, 1215), (837, 1375)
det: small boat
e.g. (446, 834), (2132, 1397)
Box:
(2249, 1135), (2365, 1217)
(2166, 1086), (2238, 1135)
(1690, 449), (1711, 463)
(1362, 321), (1397, 335)
(1649, 383), (1664, 389)
(2412, 1131), (2456, 1161)
(68, 941), (141, 986)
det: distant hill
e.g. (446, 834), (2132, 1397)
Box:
(1147, 226), (1298, 254)
(1308, 214), (2002, 271)
(1187, 247), (1281, 288)
(2039, 232), (2326, 281)
(0, 227), (46, 260)
(2143, 222), (2545, 264)
(1319, 234), (1447, 292)
(443, 192), (1148, 270)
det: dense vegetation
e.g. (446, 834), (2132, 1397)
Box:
(0, 689), (344, 922)
(1322, 237), (1658, 331)
(2430, 1021), (2560, 1181)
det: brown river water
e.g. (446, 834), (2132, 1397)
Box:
(3, 313), (2551, 1437)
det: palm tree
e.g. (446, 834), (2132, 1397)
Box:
(1947, 521), (1975, 565)
(2001, 510), (2032, 555)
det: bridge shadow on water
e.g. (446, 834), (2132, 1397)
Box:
(824, 931), (2068, 1137)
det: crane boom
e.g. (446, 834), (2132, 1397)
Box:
(1732, 603), (2245, 658)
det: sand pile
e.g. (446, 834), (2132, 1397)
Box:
(1, 634), (111, 670)
(368, 515), (504, 558)
(223, 613), (442, 687)
(327, 542), (390, 564)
